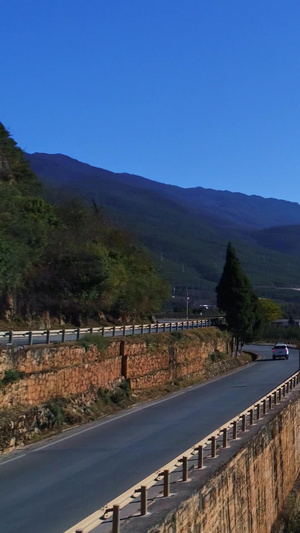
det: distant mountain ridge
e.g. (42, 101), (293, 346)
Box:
(26, 152), (300, 297)
(27, 152), (300, 229)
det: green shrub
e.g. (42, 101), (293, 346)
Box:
(2, 369), (25, 385)
(145, 337), (158, 353)
(110, 380), (131, 405)
(79, 334), (110, 352)
(97, 387), (112, 404)
(278, 490), (300, 533)
(170, 331), (185, 341)
(209, 350), (227, 362)
(46, 400), (64, 425)
(98, 380), (131, 406)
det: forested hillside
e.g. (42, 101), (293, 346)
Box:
(0, 124), (169, 326)
(27, 152), (300, 298)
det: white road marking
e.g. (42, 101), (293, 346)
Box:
(0, 357), (256, 465)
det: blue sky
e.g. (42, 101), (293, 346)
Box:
(2, 1), (300, 202)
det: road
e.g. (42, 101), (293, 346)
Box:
(0, 345), (298, 533)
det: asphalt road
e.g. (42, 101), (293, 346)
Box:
(0, 344), (299, 533)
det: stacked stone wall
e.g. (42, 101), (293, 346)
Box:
(0, 357), (122, 409)
(0, 329), (228, 409)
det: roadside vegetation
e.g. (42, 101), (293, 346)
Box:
(263, 324), (300, 344)
(0, 369), (25, 389)
(0, 123), (169, 326)
(272, 479), (300, 533)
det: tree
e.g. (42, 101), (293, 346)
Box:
(0, 123), (170, 324)
(216, 242), (261, 353)
(259, 298), (282, 322)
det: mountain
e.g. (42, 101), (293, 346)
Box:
(26, 152), (300, 302)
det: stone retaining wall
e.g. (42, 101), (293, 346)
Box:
(0, 329), (228, 409)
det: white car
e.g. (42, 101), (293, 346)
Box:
(272, 343), (289, 360)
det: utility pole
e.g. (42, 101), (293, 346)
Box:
(186, 287), (189, 320)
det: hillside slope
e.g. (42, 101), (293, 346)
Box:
(0, 124), (169, 325)
(26, 152), (300, 296)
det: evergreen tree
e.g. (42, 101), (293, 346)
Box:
(216, 242), (260, 352)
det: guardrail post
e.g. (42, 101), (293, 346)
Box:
(156, 323), (159, 333)
(211, 436), (216, 458)
(293, 377), (296, 388)
(197, 445), (203, 468)
(132, 325), (135, 336)
(149, 324), (151, 334)
(46, 329), (50, 344)
(249, 409), (254, 426)
(232, 421), (237, 440)
(61, 329), (66, 343)
(28, 331), (33, 346)
(282, 385), (286, 398)
(182, 456), (188, 481)
(8, 331), (13, 343)
(242, 414), (246, 432)
(163, 470), (170, 497)
(175, 322), (178, 331)
(257, 403), (260, 420)
(278, 388), (282, 402)
(163, 323), (166, 332)
(101, 326), (105, 337)
(223, 428), (228, 448)
(112, 505), (120, 533)
(191, 321), (194, 329)
(262, 399), (266, 415)
(181, 321), (184, 330)
(268, 395), (272, 410)
(76, 328), (80, 341)
(141, 324), (144, 334)
(141, 485), (147, 516)
(169, 322), (172, 332)
(123, 326), (126, 336)
(274, 391), (277, 405)
(112, 326), (116, 337)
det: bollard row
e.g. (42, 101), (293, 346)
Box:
(66, 370), (300, 533)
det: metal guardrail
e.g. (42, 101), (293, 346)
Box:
(65, 370), (300, 533)
(0, 318), (223, 346)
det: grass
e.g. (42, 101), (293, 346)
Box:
(98, 380), (131, 406)
(78, 333), (111, 352)
(0, 369), (25, 388)
(209, 350), (227, 362)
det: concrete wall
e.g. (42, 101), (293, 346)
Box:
(122, 389), (300, 533)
